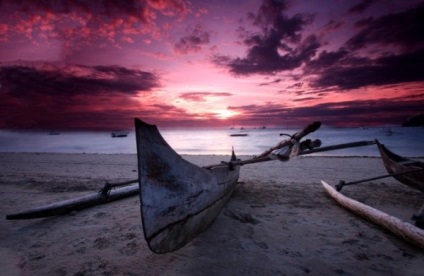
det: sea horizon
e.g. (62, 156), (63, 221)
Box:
(0, 126), (423, 158)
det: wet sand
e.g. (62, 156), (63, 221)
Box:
(0, 153), (423, 275)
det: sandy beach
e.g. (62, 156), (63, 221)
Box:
(0, 153), (423, 275)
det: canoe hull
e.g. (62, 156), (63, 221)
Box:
(147, 173), (238, 253)
(135, 119), (240, 253)
(377, 141), (424, 192)
(321, 180), (424, 249)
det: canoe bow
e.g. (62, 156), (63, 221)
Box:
(135, 119), (240, 253)
(376, 140), (424, 192)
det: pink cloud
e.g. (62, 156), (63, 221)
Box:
(195, 8), (208, 17)
(179, 92), (233, 102)
(0, 0), (192, 56)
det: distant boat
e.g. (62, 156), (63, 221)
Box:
(111, 131), (129, 138)
(383, 128), (393, 136)
(48, 131), (60, 135)
(382, 128), (402, 136)
(261, 120), (267, 129)
(230, 133), (248, 137)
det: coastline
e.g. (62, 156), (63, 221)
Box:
(1, 153), (423, 275)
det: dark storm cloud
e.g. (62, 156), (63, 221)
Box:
(292, 97), (318, 102)
(347, 3), (424, 50)
(0, 63), (160, 130)
(291, 97), (424, 126)
(10, 0), (147, 20)
(287, 82), (303, 89)
(229, 103), (289, 118)
(174, 24), (211, 54)
(348, 0), (378, 14)
(310, 49), (424, 89)
(0, 64), (159, 96)
(213, 0), (320, 75)
(228, 95), (424, 127)
(305, 3), (424, 90)
(305, 49), (350, 72)
(258, 78), (282, 86)
(322, 20), (345, 33)
(179, 92), (232, 102)
(216, 0), (424, 91)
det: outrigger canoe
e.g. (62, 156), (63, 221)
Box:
(322, 141), (424, 247)
(321, 180), (424, 249)
(376, 140), (424, 192)
(134, 119), (326, 253)
(377, 140), (424, 228)
(3, 119), (325, 226)
(135, 119), (241, 254)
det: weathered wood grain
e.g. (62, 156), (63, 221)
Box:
(321, 180), (424, 249)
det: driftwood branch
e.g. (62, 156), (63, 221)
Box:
(204, 140), (377, 169)
(254, 121), (321, 159)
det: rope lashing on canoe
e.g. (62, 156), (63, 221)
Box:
(336, 168), (424, 191)
(99, 179), (139, 196)
(300, 139), (322, 151)
(272, 135), (323, 161)
(271, 133), (296, 161)
(270, 139), (299, 161)
(268, 138), (321, 161)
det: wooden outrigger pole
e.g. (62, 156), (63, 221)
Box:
(6, 179), (139, 220)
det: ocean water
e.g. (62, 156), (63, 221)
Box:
(0, 126), (423, 157)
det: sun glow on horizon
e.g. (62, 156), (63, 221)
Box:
(215, 109), (238, 120)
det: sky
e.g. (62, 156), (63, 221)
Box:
(0, 0), (423, 130)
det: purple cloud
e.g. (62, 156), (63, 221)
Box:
(228, 95), (424, 127)
(174, 24), (211, 54)
(0, 63), (159, 96)
(214, 0), (320, 75)
(310, 49), (424, 89)
(304, 3), (424, 90)
(348, 0), (378, 14)
(179, 92), (232, 102)
(347, 3), (424, 50)
(0, 63), (160, 130)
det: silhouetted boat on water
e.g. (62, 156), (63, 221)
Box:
(111, 131), (128, 138)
